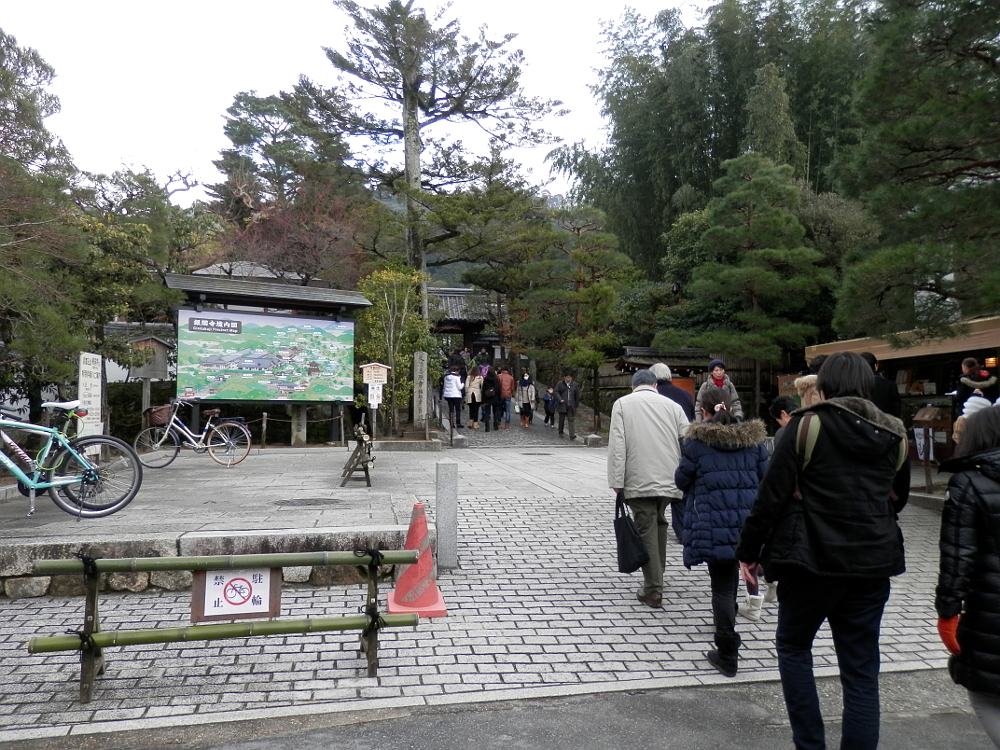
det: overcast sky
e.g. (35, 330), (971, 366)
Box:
(4, 0), (708, 204)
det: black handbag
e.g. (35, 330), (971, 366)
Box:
(615, 492), (649, 573)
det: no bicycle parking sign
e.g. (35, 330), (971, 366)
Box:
(191, 568), (281, 622)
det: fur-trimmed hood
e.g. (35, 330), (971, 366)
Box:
(683, 419), (767, 450)
(961, 374), (998, 390)
(793, 396), (907, 442)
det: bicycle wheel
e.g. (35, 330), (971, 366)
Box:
(206, 422), (251, 466)
(133, 426), (180, 468)
(48, 436), (143, 518)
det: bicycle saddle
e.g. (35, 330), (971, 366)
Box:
(203, 409), (222, 417)
(42, 400), (82, 411)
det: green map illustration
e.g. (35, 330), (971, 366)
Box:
(176, 310), (354, 401)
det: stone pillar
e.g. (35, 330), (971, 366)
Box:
(436, 460), (458, 569)
(413, 350), (428, 432)
(290, 404), (308, 447)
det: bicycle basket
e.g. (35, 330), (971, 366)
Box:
(145, 405), (172, 426)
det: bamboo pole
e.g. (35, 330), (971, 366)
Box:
(34, 550), (417, 576)
(29, 613), (419, 653)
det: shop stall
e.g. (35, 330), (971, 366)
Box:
(804, 316), (1000, 463)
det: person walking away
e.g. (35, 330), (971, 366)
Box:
(608, 368), (690, 608)
(936, 406), (1000, 748)
(737, 351), (910, 750)
(555, 369), (580, 440)
(675, 386), (768, 676)
(955, 357), (1000, 410)
(650, 362), (695, 421)
(543, 386), (556, 427)
(650, 362), (695, 541)
(859, 352), (901, 417)
(794, 355), (827, 411)
(442, 366), (464, 431)
(498, 366), (516, 429)
(465, 365), (483, 429)
(480, 365), (501, 433)
(695, 360), (743, 422)
(515, 372), (536, 428)
(769, 395), (798, 448)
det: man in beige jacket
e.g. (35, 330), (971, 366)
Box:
(608, 368), (690, 608)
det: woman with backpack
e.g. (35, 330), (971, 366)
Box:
(737, 351), (910, 750)
(675, 386), (769, 678)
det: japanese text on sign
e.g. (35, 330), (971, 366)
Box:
(78, 352), (103, 437)
(362, 365), (389, 384)
(367, 383), (383, 407)
(202, 569), (272, 618)
(188, 318), (242, 334)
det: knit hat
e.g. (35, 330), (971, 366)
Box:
(964, 395), (992, 418)
(708, 359), (725, 372)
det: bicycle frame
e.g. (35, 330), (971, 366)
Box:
(160, 403), (223, 450)
(0, 416), (96, 515)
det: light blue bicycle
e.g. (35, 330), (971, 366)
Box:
(0, 400), (142, 518)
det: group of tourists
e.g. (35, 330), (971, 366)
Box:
(440, 348), (581, 438)
(608, 352), (1000, 750)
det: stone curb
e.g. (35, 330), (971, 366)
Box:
(0, 660), (951, 745)
(0, 525), (431, 598)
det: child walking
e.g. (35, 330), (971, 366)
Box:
(542, 386), (556, 427)
(675, 386), (769, 677)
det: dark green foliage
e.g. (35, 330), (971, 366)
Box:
(555, 0), (867, 278)
(654, 154), (835, 364)
(836, 0), (1000, 341)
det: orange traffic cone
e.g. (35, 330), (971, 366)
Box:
(388, 502), (447, 618)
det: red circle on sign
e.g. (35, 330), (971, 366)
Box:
(223, 578), (252, 605)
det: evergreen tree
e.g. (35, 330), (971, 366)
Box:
(655, 154), (834, 415)
(295, 0), (561, 293)
(742, 62), (807, 172)
(836, 0), (1000, 341)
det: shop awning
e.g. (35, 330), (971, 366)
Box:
(806, 317), (1000, 362)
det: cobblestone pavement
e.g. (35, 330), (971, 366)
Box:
(0, 421), (952, 743)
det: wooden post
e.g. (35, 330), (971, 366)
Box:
(261, 412), (268, 450)
(924, 424), (933, 494)
(79, 546), (105, 703)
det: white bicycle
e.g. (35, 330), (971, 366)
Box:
(132, 398), (251, 469)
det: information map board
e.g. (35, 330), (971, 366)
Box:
(176, 309), (354, 402)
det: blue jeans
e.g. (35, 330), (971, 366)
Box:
(502, 397), (512, 425)
(775, 573), (890, 750)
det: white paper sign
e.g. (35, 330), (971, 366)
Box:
(202, 568), (273, 618)
(368, 383), (383, 406)
(78, 352), (103, 436)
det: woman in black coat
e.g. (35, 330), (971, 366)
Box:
(937, 406), (1000, 748)
(480, 365), (501, 433)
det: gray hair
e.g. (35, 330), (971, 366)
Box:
(632, 369), (658, 388)
(648, 362), (672, 381)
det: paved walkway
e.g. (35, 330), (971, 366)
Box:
(0, 421), (953, 744)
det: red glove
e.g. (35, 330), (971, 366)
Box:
(937, 616), (961, 656)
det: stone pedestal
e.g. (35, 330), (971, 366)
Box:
(436, 460), (459, 569)
(584, 433), (603, 447)
(290, 404), (308, 447)
(413, 351), (428, 431)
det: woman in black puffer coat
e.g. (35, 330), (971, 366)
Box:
(937, 406), (1000, 748)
